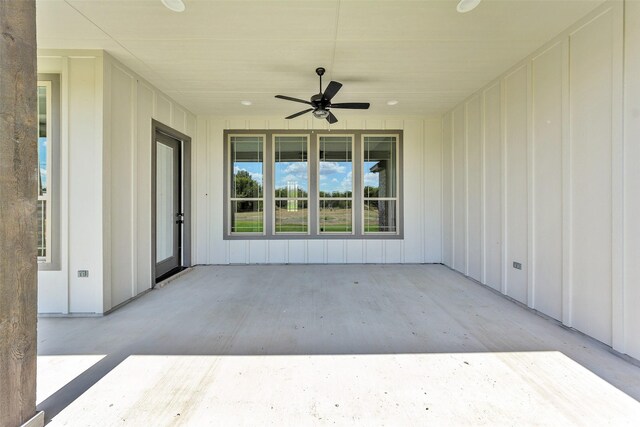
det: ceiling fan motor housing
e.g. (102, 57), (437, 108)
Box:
(310, 93), (327, 108)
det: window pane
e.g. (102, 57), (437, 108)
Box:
(156, 142), (175, 261)
(275, 136), (308, 197)
(231, 136), (263, 198)
(38, 85), (48, 196)
(231, 200), (263, 233)
(364, 136), (397, 198)
(319, 200), (352, 233)
(37, 200), (47, 257)
(364, 200), (397, 233)
(319, 136), (353, 198)
(275, 200), (308, 233)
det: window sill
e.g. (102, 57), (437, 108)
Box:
(224, 233), (403, 241)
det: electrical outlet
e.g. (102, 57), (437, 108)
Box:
(78, 270), (89, 278)
(513, 262), (522, 270)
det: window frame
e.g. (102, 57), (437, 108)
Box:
(272, 134), (311, 235)
(317, 134), (355, 235)
(361, 133), (400, 235)
(227, 133), (266, 237)
(37, 74), (61, 271)
(38, 81), (53, 263)
(223, 129), (403, 240)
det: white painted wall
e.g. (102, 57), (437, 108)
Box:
(193, 117), (442, 265)
(37, 50), (196, 314)
(37, 51), (104, 315)
(623, 0), (640, 361)
(441, 1), (640, 360)
(102, 53), (197, 312)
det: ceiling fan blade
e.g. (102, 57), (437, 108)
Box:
(323, 81), (343, 101)
(326, 111), (338, 124)
(330, 102), (370, 109)
(275, 95), (313, 106)
(285, 108), (313, 120)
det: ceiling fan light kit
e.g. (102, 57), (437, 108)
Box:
(275, 67), (370, 124)
(313, 110), (330, 119)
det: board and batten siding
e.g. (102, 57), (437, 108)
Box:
(36, 50), (197, 314)
(193, 117), (442, 265)
(623, 0), (640, 361)
(441, 0), (640, 359)
(36, 51), (105, 315)
(103, 53), (196, 312)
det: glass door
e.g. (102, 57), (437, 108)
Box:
(155, 132), (182, 279)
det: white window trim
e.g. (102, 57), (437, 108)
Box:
(317, 134), (355, 235)
(361, 134), (400, 235)
(273, 134), (311, 235)
(38, 80), (53, 264)
(223, 129), (403, 240)
(228, 134), (266, 237)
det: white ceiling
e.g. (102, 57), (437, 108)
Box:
(36, 0), (605, 117)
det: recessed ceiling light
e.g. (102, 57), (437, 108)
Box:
(457, 0), (482, 13)
(241, 100), (252, 106)
(387, 100), (399, 106)
(161, 0), (186, 13)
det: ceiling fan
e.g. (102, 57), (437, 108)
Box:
(275, 67), (370, 124)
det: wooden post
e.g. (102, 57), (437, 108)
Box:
(0, 1), (39, 426)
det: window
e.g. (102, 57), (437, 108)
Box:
(363, 136), (398, 234)
(37, 74), (60, 270)
(319, 136), (353, 234)
(274, 135), (309, 234)
(229, 135), (264, 234)
(224, 130), (402, 239)
(37, 81), (52, 262)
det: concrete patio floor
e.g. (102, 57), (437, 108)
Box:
(37, 264), (640, 426)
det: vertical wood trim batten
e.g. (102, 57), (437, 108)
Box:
(526, 62), (535, 309)
(561, 37), (572, 327)
(61, 56), (71, 314)
(610, 1), (625, 352)
(451, 112), (456, 270)
(480, 93), (487, 285)
(102, 56), (113, 312)
(464, 103), (470, 276)
(206, 119), (213, 263)
(130, 74), (138, 299)
(447, 115), (453, 268)
(500, 78), (508, 295)
(418, 119), (425, 263)
(438, 119), (443, 265)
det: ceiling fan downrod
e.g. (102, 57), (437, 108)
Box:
(316, 67), (325, 94)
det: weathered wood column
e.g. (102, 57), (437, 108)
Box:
(0, 1), (39, 426)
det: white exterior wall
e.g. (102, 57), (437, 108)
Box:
(36, 50), (196, 314)
(37, 51), (104, 315)
(102, 53), (197, 312)
(441, 0), (640, 360)
(623, 0), (640, 360)
(193, 117), (442, 265)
